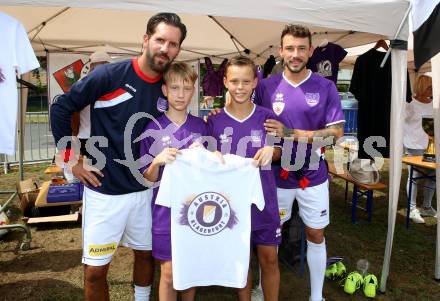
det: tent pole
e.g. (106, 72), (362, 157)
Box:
(28, 7), (70, 38)
(17, 77), (24, 181)
(208, 15), (248, 52)
(379, 48), (408, 294)
(380, 4), (412, 68)
(431, 52), (440, 280)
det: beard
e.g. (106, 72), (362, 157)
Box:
(146, 50), (173, 74)
(284, 59), (307, 73)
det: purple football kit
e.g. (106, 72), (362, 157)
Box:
(255, 71), (345, 189)
(255, 71), (344, 228)
(139, 113), (208, 260)
(207, 105), (281, 245)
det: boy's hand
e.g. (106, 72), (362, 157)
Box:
(214, 151), (225, 164)
(206, 108), (222, 119)
(253, 146), (274, 167)
(189, 141), (203, 149)
(153, 148), (180, 166)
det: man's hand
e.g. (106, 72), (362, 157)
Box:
(253, 146), (274, 167)
(72, 158), (104, 187)
(207, 108), (222, 118)
(263, 119), (286, 137)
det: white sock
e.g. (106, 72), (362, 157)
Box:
(257, 267), (262, 290)
(134, 285), (151, 301)
(307, 239), (326, 301)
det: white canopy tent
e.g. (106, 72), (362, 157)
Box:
(3, 0), (438, 293)
(0, 1), (410, 63)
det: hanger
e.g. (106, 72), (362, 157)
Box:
(373, 39), (389, 51)
(319, 39), (329, 48)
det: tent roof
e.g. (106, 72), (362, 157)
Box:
(1, 0), (410, 63)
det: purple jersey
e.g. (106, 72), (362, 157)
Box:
(207, 105), (280, 230)
(139, 113), (208, 234)
(255, 71), (345, 189)
(307, 42), (347, 84)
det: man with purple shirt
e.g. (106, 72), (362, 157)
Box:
(254, 25), (345, 301)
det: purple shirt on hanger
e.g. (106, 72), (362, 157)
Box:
(202, 57), (228, 96)
(307, 42), (347, 83)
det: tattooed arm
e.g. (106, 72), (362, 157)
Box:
(289, 122), (344, 144)
(264, 119), (344, 145)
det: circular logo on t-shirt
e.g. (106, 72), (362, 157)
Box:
(182, 192), (237, 236)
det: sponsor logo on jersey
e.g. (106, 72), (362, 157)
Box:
(125, 83), (137, 93)
(180, 192), (238, 236)
(279, 209), (287, 220)
(251, 130), (262, 143)
(161, 135), (171, 147)
(276, 227), (282, 238)
(219, 133), (230, 144)
(88, 242), (117, 256)
(272, 92), (285, 115)
(305, 92), (320, 107)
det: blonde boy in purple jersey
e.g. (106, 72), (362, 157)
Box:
(208, 56), (281, 301)
(140, 62), (207, 301)
(254, 25), (345, 301)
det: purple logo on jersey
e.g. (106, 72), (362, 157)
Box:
(180, 192), (238, 236)
(305, 93), (320, 107)
(272, 92), (285, 115)
(157, 97), (168, 113)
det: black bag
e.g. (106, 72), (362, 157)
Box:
(278, 201), (305, 270)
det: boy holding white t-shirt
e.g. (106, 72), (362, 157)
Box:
(207, 56), (282, 301)
(139, 62), (207, 301)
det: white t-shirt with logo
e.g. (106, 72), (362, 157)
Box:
(155, 147), (265, 290)
(0, 12), (40, 155)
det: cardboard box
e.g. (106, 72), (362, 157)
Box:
(16, 178), (40, 213)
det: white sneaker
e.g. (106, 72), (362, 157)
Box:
(420, 207), (437, 218)
(251, 288), (264, 301)
(410, 208), (425, 224)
